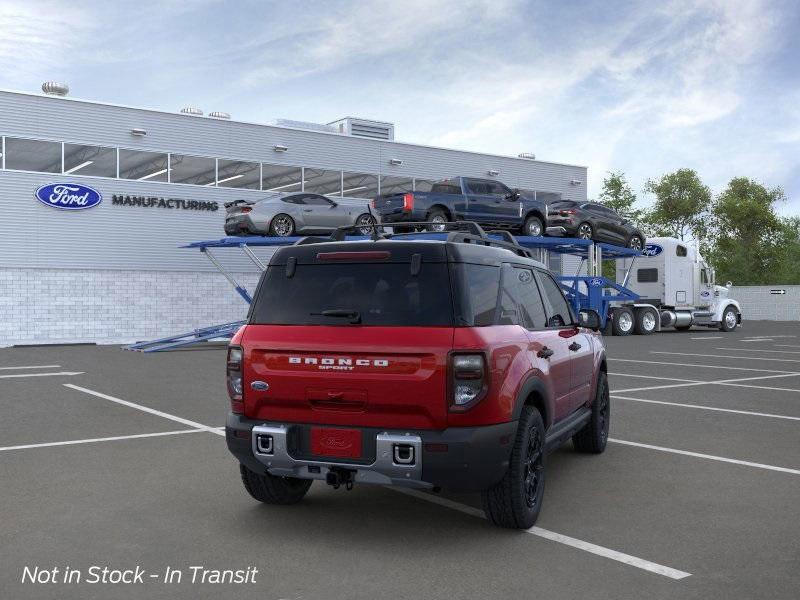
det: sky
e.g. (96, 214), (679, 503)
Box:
(2, 0), (799, 214)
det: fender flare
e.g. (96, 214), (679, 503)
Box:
(713, 299), (742, 322)
(511, 376), (552, 429)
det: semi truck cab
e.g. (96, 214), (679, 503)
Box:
(614, 237), (742, 333)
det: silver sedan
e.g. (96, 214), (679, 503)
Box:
(224, 192), (378, 237)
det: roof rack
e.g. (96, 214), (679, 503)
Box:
(310, 221), (533, 258)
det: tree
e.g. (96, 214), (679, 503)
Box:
(642, 169), (711, 241)
(707, 177), (786, 285)
(598, 171), (641, 221)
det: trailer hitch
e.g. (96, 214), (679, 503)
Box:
(326, 468), (356, 491)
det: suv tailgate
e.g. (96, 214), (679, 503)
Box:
(241, 325), (453, 429)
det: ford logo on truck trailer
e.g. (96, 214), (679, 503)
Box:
(35, 183), (102, 210)
(641, 243), (663, 257)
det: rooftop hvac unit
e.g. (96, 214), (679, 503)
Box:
(518, 152), (536, 160)
(180, 106), (203, 116)
(328, 117), (395, 141)
(208, 111), (231, 119)
(42, 82), (69, 96)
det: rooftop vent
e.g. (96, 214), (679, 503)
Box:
(269, 119), (337, 134)
(180, 106), (203, 116)
(42, 82), (69, 96)
(208, 111), (231, 119)
(328, 117), (395, 141)
(518, 152), (536, 160)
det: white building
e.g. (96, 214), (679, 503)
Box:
(0, 85), (587, 346)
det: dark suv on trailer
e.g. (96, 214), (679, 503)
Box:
(547, 200), (645, 249)
(225, 225), (609, 528)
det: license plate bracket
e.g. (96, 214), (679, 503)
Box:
(310, 427), (362, 459)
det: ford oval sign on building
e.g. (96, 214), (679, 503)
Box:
(641, 243), (663, 257)
(35, 183), (102, 210)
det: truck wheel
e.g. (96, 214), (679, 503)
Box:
(573, 371), (610, 453)
(633, 307), (657, 335)
(239, 464), (312, 505)
(720, 306), (738, 332)
(481, 406), (546, 529)
(426, 208), (449, 232)
(523, 215), (544, 237)
(611, 307), (634, 336)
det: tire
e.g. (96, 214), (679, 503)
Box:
(239, 464), (312, 505)
(576, 222), (593, 240)
(355, 213), (377, 235)
(611, 307), (634, 336)
(523, 215), (544, 237)
(426, 208), (449, 232)
(573, 371), (610, 453)
(627, 235), (644, 251)
(720, 306), (738, 332)
(481, 406), (546, 529)
(269, 214), (295, 237)
(633, 307), (657, 335)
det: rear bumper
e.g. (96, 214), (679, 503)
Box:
(375, 208), (427, 224)
(226, 413), (516, 492)
(224, 215), (268, 236)
(546, 218), (578, 234)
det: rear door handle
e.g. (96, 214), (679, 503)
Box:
(568, 342), (581, 352)
(537, 346), (554, 359)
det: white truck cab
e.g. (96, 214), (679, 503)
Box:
(613, 237), (742, 334)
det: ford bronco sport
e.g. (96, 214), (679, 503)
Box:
(225, 223), (609, 529)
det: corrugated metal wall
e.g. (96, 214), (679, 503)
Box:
(730, 286), (800, 321)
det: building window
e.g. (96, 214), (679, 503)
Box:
(4, 137), (61, 173)
(170, 154), (216, 186)
(379, 175), (413, 196)
(262, 164), (302, 192)
(413, 178), (436, 192)
(341, 172), (379, 198)
(63, 144), (117, 177)
(304, 168), (342, 196)
(119, 149), (169, 182)
(217, 159), (260, 189)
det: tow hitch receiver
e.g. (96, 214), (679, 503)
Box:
(326, 467), (356, 490)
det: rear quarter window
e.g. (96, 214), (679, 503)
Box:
(452, 264), (500, 326)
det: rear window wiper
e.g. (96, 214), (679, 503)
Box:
(311, 309), (362, 324)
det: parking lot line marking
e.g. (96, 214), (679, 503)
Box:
(609, 439), (800, 476)
(391, 488), (691, 579)
(739, 338), (774, 342)
(715, 347), (800, 354)
(609, 358), (799, 374)
(63, 384), (224, 436)
(0, 371), (84, 379)
(690, 336), (724, 340)
(612, 372), (800, 394)
(612, 395), (800, 421)
(609, 373), (699, 382)
(0, 429), (204, 453)
(652, 351), (800, 363)
(0, 364), (61, 370)
(776, 344), (800, 349)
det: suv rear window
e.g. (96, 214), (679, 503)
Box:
(249, 263), (453, 326)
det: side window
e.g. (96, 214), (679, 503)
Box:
(282, 195), (303, 205)
(637, 268), (658, 283)
(504, 267), (547, 329)
(455, 264), (501, 326)
(431, 181), (461, 194)
(466, 179), (489, 195)
(486, 181), (510, 197)
(676, 245), (688, 257)
(304, 194), (332, 206)
(701, 269), (709, 284)
(536, 272), (573, 328)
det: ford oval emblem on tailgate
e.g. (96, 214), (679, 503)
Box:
(35, 183), (102, 210)
(251, 381), (269, 391)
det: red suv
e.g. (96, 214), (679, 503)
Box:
(225, 226), (609, 528)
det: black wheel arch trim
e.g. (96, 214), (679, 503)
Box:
(512, 376), (552, 429)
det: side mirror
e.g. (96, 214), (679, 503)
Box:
(578, 310), (601, 331)
(329, 201), (338, 208)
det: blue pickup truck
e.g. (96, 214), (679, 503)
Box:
(371, 177), (549, 236)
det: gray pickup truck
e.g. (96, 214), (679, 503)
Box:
(371, 177), (549, 236)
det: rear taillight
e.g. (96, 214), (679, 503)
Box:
(402, 193), (414, 211)
(370, 198), (376, 209)
(241, 207), (252, 213)
(227, 345), (244, 414)
(560, 209), (576, 215)
(449, 353), (488, 411)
